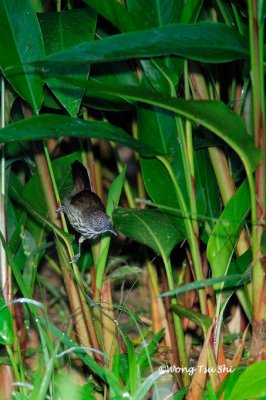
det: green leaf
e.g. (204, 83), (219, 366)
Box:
(9, 179), (73, 245)
(161, 274), (248, 297)
(113, 208), (183, 258)
(38, 8), (97, 116)
(37, 22), (249, 65)
(226, 362), (266, 400)
(95, 166), (127, 289)
(137, 330), (165, 369)
(207, 181), (250, 279)
(138, 104), (188, 236)
(106, 166), (127, 216)
(172, 303), (212, 334)
(0, 298), (14, 345)
(40, 317), (107, 382)
(53, 79), (261, 172)
(0, 115), (157, 157)
(132, 370), (168, 400)
(0, 0), (45, 112)
(108, 266), (142, 281)
(124, 335), (138, 395)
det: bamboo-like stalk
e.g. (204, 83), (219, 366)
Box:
(248, 0), (266, 326)
(147, 261), (174, 364)
(248, 0), (266, 360)
(189, 63), (252, 321)
(33, 145), (92, 346)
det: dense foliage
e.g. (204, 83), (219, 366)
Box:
(0, 0), (266, 399)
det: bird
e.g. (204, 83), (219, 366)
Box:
(56, 160), (116, 263)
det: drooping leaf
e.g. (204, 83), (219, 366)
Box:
(113, 208), (183, 258)
(0, 0), (45, 112)
(161, 274), (248, 297)
(36, 22), (249, 65)
(55, 79), (261, 172)
(0, 115), (157, 157)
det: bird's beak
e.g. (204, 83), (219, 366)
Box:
(109, 226), (117, 236)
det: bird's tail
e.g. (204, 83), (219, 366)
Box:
(71, 161), (91, 193)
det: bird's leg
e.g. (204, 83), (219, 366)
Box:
(69, 235), (86, 264)
(56, 205), (66, 213)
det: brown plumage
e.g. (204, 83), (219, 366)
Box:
(57, 161), (116, 263)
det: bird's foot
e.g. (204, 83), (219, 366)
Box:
(56, 206), (65, 213)
(69, 253), (80, 264)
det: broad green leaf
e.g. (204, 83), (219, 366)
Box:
(226, 361), (266, 400)
(0, 0), (44, 112)
(0, 115), (157, 157)
(0, 298), (14, 345)
(172, 303), (212, 335)
(38, 8), (97, 116)
(113, 208), (183, 258)
(57, 79), (261, 171)
(207, 181), (250, 278)
(37, 22), (249, 65)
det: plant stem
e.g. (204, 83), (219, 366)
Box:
(158, 156), (206, 315)
(248, 0), (266, 322)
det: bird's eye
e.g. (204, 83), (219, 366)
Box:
(97, 221), (102, 226)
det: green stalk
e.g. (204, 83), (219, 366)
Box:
(157, 156), (206, 315)
(184, 60), (199, 236)
(6, 346), (21, 391)
(248, 0), (266, 320)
